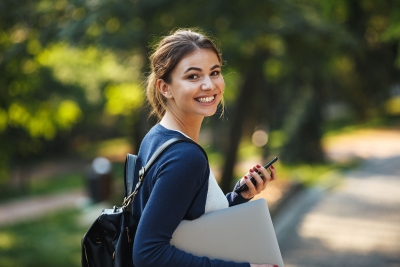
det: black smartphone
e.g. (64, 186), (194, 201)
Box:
(234, 157), (278, 193)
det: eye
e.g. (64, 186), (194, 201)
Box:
(211, 70), (220, 76)
(188, 74), (199, 80)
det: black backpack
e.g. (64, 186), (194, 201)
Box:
(81, 137), (206, 267)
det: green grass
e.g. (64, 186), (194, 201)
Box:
(0, 173), (85, 203)
(0, 159), (126, 204)
(0, 208), (86, 267)
(30, 173), (84, 195)
(276, 160), (360, 187)
(322, 116), (399, 138)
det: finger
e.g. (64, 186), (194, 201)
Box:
(243, 175), (257, 196)
(269, 165), (277, 181)
(255, 164), (272, 182)
(249, 168), (264, 187)
(248, 169), (264, 194)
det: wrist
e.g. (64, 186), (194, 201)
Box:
(240, 192), (254, 200)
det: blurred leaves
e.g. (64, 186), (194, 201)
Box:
(36, 43), (142, 103)
(1, 0), (399, 189)
(104, 83), (143, 116)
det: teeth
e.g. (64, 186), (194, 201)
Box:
(196, 96), (215, 103)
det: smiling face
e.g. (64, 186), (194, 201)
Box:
(158, 49), (225, 120)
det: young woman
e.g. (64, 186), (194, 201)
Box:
(132, 29), (278, 267)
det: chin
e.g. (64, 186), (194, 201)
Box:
(202, 109), (218, 117)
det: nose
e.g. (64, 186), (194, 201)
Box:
(201, 76), (214, 91)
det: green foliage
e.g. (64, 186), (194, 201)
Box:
(1, 0), (399, 188)
(0, 0), (146, 184)
(0, 209), (85, 267)
(104, 83), (143, 115)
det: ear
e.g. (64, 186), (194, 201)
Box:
(157, 79), (173, 99)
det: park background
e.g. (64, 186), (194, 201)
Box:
(1, 0), (400, 266)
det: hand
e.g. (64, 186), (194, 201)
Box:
(239, 164), (277, 199)
(250, 264), (279, 267)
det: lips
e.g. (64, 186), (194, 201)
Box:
(195, 95), (216, 103)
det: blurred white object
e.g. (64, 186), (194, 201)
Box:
(92, 157), (111, 175)
(252, 129), (269, 147)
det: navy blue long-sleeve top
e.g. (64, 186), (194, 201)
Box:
(131, 124), (251, 267)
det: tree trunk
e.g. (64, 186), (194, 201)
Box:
(280, 84), (325, 163)
(220, 63), (265, 193)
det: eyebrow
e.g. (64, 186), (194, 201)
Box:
(183, 64), (221, 74)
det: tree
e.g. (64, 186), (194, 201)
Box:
(2, 0), (399, 193)
(0, 0), (143, 186)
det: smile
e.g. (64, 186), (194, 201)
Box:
(195, 95), (216, 103)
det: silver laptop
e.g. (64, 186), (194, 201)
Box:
(170, 198), (284, 266)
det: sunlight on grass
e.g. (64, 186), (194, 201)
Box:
(0, 208), (85, 267)
(322, 116), (391, 138)
(30, 173), (84, 195)
(278, 163), (336, 186)
(0, 233), (15, 249)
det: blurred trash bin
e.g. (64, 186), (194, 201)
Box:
(86, 157), (113, 203)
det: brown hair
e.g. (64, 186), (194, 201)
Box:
(146, 28), (223, 120)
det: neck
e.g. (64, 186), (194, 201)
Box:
(160, 111), (203, 142)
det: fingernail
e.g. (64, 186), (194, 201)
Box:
(256, 164), (261, 168)
(244, 175), (248, 179)
(249, 169), (254, 173)
(271, 165), (274, 169)
(274, 265), (279, 267)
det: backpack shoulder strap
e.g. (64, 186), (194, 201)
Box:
(124, 153), (138, 199)
(123, 136), (207, 205)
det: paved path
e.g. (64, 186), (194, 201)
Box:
(274, 128), (400, 267)
(0, 190), (86, 226)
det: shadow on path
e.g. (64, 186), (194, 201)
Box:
(275, 152), (400, 267)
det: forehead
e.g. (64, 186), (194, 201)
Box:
(175, 49), (221, 71)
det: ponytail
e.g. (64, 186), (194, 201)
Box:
(146, 72), (166, 120)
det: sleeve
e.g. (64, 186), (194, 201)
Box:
(133, 143), (250, 267)
(226, 180), (251, 207)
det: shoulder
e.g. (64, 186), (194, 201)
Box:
(165, 141), (207, 164)
(140, 124), (207, 164)
(159, 141), (208, 171)
(138, 124), (180, 160)
(139, 124), (208, 179)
